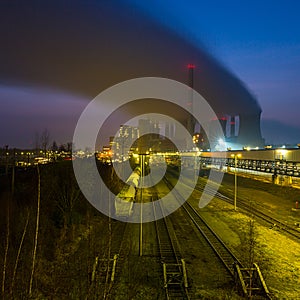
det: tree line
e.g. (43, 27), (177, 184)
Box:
(0, 160), (123, 299)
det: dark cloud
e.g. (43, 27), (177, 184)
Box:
(0, 0), (267, 148)
(0, 0), (261, 116)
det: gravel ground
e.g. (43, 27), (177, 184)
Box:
(170, 207), (241, 299)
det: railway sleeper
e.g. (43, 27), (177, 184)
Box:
(233, 262), (270, 298)
(97, 254), (119, 283)
(163, 261), (188, 289)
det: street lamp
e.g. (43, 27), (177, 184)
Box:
(139, 152), (149, 257)
(231, 153), (241, 211)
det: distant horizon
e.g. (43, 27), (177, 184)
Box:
(1, 116), (299, 151)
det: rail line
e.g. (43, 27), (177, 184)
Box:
(150, 180), (190, 299)
(163, 175), (272, 299)
(86, 221), (128, 300)
(163, 177), (242, 276)
(167, 167), (300, 241)
(196, 179), (300, 241)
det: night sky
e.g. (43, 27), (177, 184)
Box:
(1, 0), (299, 148)
(131, 0), (300, 145)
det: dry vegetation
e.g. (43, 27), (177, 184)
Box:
(0, 161), (124, 299)
(2, 163), (300, 299)
(194, 173), (300, 299)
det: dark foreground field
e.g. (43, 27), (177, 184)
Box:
(1, 162), (300, 299)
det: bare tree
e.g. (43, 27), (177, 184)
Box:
(54, 167), (81, 240)
(51, 141), (58, 152)
(2, 196), (10, 298)
(34, 132), (40, 155)
(66, 142), (73, 153)
(29, 164), (41, 297)
(40, 129), (50, 157)
(10, 210), (30, 296)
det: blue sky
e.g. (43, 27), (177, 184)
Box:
(128, 0), (300, 128)
(0, 0), (299, 147)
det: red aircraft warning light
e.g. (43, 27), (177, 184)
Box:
(187, 63), (195, 69)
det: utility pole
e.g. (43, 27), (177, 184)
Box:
(231, 153), (241, 211)
(5, 145), (9, 175)
(139, 154), (144, 257)
(234, 155), (237, 211)
(11, 149), (16, 197)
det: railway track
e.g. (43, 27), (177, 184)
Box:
(86, 220), (128, 300)
(167, 167), (300, 241)
(183, 201), (241, 276)
(163, 177), (242, 276)
(196, 180), (300, 241)
(163, 175), (272, 299)
(150, 179), (190, 299)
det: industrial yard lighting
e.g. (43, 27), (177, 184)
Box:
(231, 153), (241, 211)
(276, 149), (288, 160)
(139, 152), (149, 257)
(139, 154), (144, 257)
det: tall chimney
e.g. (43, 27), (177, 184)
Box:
(187, 64), (195, 148)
